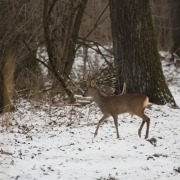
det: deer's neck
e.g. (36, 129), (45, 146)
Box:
(92, 91), (105, 106)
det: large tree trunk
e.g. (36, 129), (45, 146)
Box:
(109, 0), (177, 106)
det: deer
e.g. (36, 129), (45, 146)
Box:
(84, 82), (150, 139)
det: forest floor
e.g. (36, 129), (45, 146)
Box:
(0, 53), (180, 180)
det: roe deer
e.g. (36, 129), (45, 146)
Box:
(84, 83), (150, 139)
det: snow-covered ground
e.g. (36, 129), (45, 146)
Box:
(0, 55), (180, 180)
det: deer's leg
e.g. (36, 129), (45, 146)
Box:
(136, 111), (150, 139)
(112, 115), (120, 139)
(94, 114), (109, 138)
(138, 120), (145, 138)
(145, 116), (150, 139)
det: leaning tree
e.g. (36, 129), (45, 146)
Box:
(109, 0), (177, 106)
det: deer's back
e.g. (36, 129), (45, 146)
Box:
(97, 93), (148, 115)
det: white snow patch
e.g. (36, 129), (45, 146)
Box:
(0, 54), (180, 180)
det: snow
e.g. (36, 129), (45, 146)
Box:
(0, 56), (180, 180)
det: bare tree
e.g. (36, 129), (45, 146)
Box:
(0, 0), (43, 112)
(42, 0), (88, 102)
(43, 0), (88, 80)
(0, 1), (20, 112)
(109, 0), (177, 106)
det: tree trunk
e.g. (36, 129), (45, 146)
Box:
(109, 0), (177, 106)
(49, 0), (88, 79)
(170, 0), (180, 56)
(0, 45), (15, 113)
(150, 0), (171, 51)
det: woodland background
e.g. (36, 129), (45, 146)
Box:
(0, 1), (180, 180)
(0, 0), (179, 122)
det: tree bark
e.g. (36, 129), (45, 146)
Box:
(0, 45), (15, 113)
(109, 0), (177, 106)
(170, 0), (180, 56)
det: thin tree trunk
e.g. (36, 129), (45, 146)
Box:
(50, 0), (88, 79)
(109, 0), (177, 107)
(170, 0), (180, 56)
(43, 0), (76, 102)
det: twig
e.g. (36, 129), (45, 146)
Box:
(0, 149), (13, 156)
